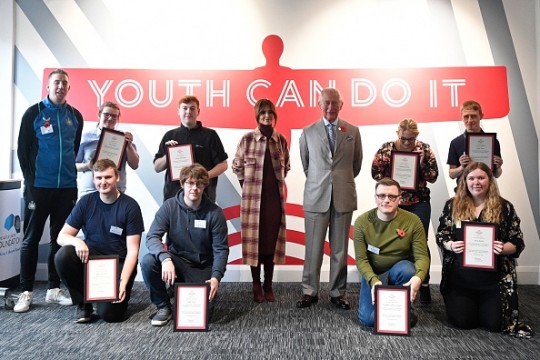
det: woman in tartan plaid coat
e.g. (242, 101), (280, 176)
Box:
(232, 99), (290, 302)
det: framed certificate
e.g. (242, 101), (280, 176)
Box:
(93, 128), (127, 170)
(374, 285), (410, 336)
(462, 221), (496, 270)
(390, 151), (420, 190)
(84, 255), (119, 303)
(174, 283), (209, 332)
(167, 144), (194, 181)
(465, 133), (496, 171)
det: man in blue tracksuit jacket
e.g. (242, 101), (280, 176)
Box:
(15, 68), (84, 313)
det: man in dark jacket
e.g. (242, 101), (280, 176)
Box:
(141, 164), (229, 326)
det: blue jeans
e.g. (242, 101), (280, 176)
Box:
(358, 260), (416, 327)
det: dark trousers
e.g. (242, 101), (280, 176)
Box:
(140, 253), (215, 319)
(400, 201), (431, 284)
(443, 286), (502, 332)
(20, 186), (77, 291)
(55, 246), (136, 323)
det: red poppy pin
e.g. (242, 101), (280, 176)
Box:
(43, 117), (51, 128)
(338, 126), (346, 132)
(396, 229), (406, 238)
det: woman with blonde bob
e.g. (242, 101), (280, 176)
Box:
(436, 161), (532, 338)
(371, 118), (438, 303)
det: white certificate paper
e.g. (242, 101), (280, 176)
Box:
(466, 133), (496, 171)
(462, 222), (496, 270)
(374, 286), (410, 336)
(84, 256), (119, 302)
(167, 144), (194, 181)
(391, 151), (419, 190)
(174, 284), (209, 332)
(94, 128), (127, 170)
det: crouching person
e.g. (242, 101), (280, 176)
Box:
(354, 178), (430, 328)
(141, 164), (229, 326)
(55, 159), (144, 323)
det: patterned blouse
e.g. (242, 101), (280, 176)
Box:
(371, 141), (438, 206)
(436, 198), (532, 338)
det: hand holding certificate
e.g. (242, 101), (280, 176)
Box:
(462, 221), (496, 270)
(374, 285), (411, 336)
(174, 283), (209, 332)
(167, 144), (194, 181)
(84, 255), (119, 302)
(93, 128), (128, 170)
(390, 151), (419, 190)
(466, 133), (496, 171)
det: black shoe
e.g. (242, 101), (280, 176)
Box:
(419, 286), (431, 305)
(296, 294), (318, 308)
(330, 296), (351, 310)
(75, 304), (93, 324)
(410, 307), (418, 328)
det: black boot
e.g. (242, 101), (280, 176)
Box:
(420, 284), (431, 305)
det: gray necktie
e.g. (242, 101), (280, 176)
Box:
(327, 123), (336, 154)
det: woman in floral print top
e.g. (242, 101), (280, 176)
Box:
(371, 119), (438, 303)
(436, 162), (532, 338)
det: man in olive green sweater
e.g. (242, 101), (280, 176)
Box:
(354, 177), (430, 327)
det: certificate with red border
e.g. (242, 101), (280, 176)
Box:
(390, 151), (419, 191)
(84, 255), (119, 303)
(462, 221), (496, 270)
(465, 133), (496, 171)
(167, 144), (194, 181)
(174, 283), (209, 332)
(93, 128), (127, 170)
(374, 285), (410, 336)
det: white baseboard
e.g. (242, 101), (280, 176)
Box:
(37, 264), (540, 285)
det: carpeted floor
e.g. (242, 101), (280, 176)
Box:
(1, 282), (539, 359)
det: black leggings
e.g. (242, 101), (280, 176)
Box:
(443, 286), (502, 332)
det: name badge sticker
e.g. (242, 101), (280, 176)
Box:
(194, 220), (207, 229)
(110, 226), (123, 235)
(367, 244), (380, 255)
(41, 125), (54, 135)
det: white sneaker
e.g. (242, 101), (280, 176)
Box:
(45, 288), (73, 306)
(13, 291), (33, 313)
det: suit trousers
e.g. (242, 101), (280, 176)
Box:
(301, 204), (352, 298)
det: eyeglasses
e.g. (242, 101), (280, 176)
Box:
(102, 112), (119, 120)
(184, 181), (206, 189)
(399, 137), (416, 143)
(375, 194), (400, 201)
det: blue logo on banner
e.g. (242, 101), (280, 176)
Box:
(4, 214), (21, 233)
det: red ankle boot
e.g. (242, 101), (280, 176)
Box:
(253, 282), (264, 303)
(263, 281), (275, 302)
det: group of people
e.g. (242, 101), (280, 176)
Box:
(13, 68), (531, 338)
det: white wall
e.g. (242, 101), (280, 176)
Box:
(5, 0), (539, 284)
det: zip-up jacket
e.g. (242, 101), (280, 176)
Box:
(17, 96), (83, 188)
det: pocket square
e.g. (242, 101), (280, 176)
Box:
(346, 135), (353, 141)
